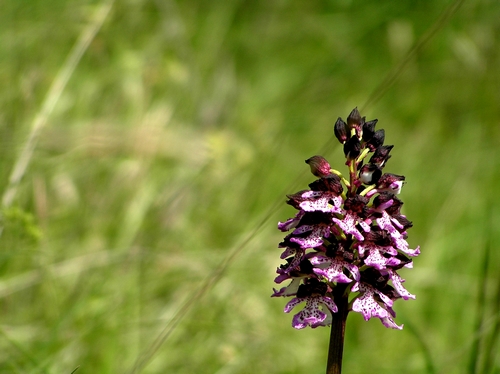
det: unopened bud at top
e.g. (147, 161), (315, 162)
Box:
(343, 135), (361, 160)
(334, 117), (349, 144)
(366, 129), (385, 151)
(362, 119), (378, 142)
(347, 107), (362, 129)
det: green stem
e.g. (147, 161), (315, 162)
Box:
(326, 287), (349, 374)
(348, 160), (357, 196)
(329, 169), (350, 188)
(355, 148), (370, 164)
(359, 185), (375, 197)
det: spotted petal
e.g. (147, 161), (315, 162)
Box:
(284, 296), (338, 329)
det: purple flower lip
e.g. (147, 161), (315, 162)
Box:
(284, 295), (338, 329)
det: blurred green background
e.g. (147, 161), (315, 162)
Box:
(1, 0), (500, 373)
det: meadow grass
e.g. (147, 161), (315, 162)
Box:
(1, 0), (500, 373)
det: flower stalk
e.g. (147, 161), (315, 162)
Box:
(272, 108), (420, 373)
(326, 284), (348, 374)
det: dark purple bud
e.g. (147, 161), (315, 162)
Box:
(373, 192), (403, 214)
(343, 135), (361, 160)
(297, 278), (327, 298)
(362, 119), (378, 141)
(347, 107), (362, 129)
(344, 195), (369, 214)
(372, 192), (395, 208)
(308, 174), (343, 195)
(366, 129), (385, 151)
(325, 242), (342, 257)
(360, 267), (389, 287)
(385, 196), (403, 216)
(364, 227), (391, 246)
(359, 164), (382, 185)
(334, 117), (349, 144)
(297, 259), (314, 276)
(359, 117), (366, 137)
(295, 284), (310, 298)
(298, 211), (332, 226)
(370, 145), (393, 167)
(376, 173), (405, 194)
(305, 156), (331, 177)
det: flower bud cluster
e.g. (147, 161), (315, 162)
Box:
(273, 108), (420, 329)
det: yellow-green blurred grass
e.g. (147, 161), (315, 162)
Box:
(1, 0), (500, 373)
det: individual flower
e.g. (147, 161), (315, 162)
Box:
(283, 280), (338, 329)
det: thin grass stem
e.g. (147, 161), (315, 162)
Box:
(468, 208), (492, 374)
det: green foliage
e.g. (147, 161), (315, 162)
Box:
(2, 206), (42, 244)
(1, 0), (500, 373)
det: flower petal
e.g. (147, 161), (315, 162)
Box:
(351, 282), (393, 321)
(290, 225), (330, 249)
(278, 211), (305, 232)
(380, 316), (404, 330)
(332, 212), (366, 241)
(387, 269), (415, 300)
(310, 255), (359, 283)
(272, 278), (302, 297)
